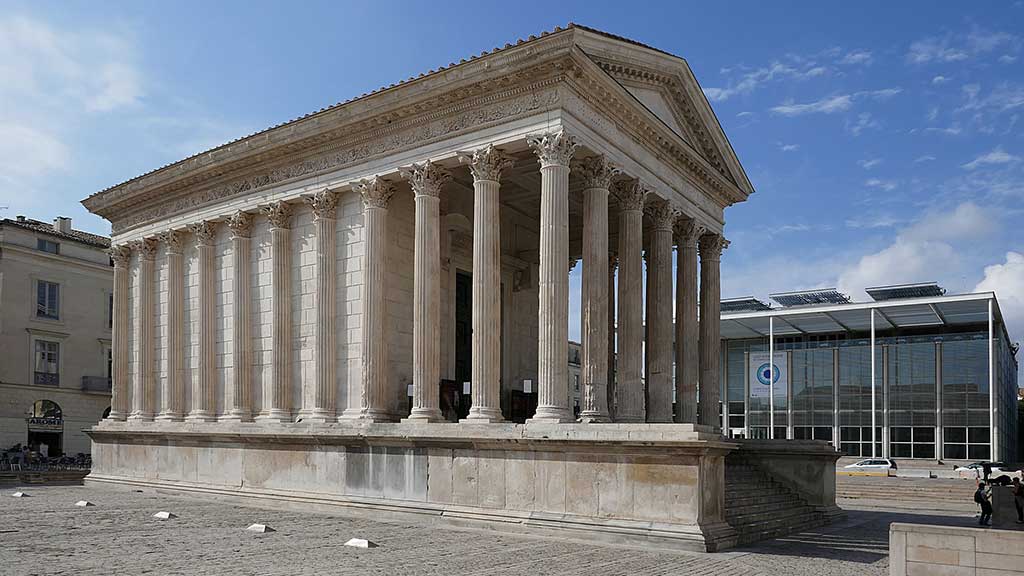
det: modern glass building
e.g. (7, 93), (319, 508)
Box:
(718, 284), (1019, 462)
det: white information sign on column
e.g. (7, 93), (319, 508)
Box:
(749, 352), (787, 399)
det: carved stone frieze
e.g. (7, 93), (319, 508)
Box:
(399, 160), (451, 197)
(458, 144), (514, 182)
(527, 130), (578, 168)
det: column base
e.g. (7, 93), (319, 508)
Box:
(155, 411), (184, 422)
(615, 415), (645, 424)
(219, 410), (254, 423)
(255, 410), (293, 423)
(338, 408), (396, 423)
(185, 411), (217, 423)
(127, 412), (154, 422)
(577, 413), (611, 423)
(462, 406), (504, 423)
(527, 406), (574, 424)
(296, 409), (336, 423)
(105, 410), (128, 422)
(402, 407), (445, 423)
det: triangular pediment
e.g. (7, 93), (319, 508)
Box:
(572, 27), (754, 196)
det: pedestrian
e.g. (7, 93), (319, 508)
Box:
(982, 461), (992, 482)
(1013, 477), (1024, 524)
(974, 482), (993, 526)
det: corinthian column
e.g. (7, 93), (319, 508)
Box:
(645, 199), (676, 423)
(527, 131), (578, 423)
(259, 202), (293, 422)
(401, 161), (450, 422)
(576, 155), (617, 423)
(699, 233), (728, 432)
(458, 145), (513, 422)
(187, 221), (217, 422)
(612, 180), (647, 423)
(342, 178), (395, 421)
(301, 191), (339, 423)
(607, 251), (617, 421)
(108, 245), (132, 421)
(158, 230), (186, 421)
(128, 238), (157, 421)
(224, 212), (254, 421)
(674, 218), (703, 424)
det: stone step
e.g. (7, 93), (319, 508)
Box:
(726, 498), (810, 516)
(726, 503), (817, 525)
(733, 511), (823, 535)
(726, 491), (800, 507)
(735, 516), (828, 546)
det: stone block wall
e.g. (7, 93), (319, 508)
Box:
(890, 523), (1024, 576)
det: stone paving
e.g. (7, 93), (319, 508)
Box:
(0, 485), (981, 576)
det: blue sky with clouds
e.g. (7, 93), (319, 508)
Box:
(1, 1), (1022, 375)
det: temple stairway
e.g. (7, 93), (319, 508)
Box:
(724, 456), (830, 546)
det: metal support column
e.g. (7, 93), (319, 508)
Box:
(871, 309), (877, 459)
(769, 316), (775, 439)
(989, 298), (996, 461)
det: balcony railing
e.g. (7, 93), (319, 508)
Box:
(34, 372), (59, 386)
(80, 376), (111, 392)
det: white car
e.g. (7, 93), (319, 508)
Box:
(843, 459), (897, 471)
(954, 462), (1023, 484)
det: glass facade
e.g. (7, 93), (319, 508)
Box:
(720, 318), (1019, 461)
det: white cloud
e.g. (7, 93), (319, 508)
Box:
(907, 27), (1018, 64)
(0, 123), (69, 178)
(779, 142), (800, 152)
(999, 54), (1018, 64)
(847, 112), (880, 136)
(932, 75), (950, 85)
(915, 155), (937, 163)
(863, 87), (903, 100)
(858, 158), (882, 169)
(865, 178), (897, 191)
(962, 147), (1020, 170)
(845, 214), (903, 229)
(924, 125), (963, 136)
(770, 94), (852, 116)
(975, 252), (1024, 344)
(837, 202), (995, 299)
(840, 50), (873, 65)
(736, 111), (754, 118)
(704, 60), (833, 102)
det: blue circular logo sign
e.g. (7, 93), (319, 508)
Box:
(756, 362), (780, 386)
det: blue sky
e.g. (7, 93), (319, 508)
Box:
(1, 1), (1022, 368)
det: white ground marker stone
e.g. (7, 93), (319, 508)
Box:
(246, 523), (274, 533)
(75, 500), (94, 507)
(11, 492), (29, 498)
(344, 538), (379, 549)
(153, 511), (177, 520)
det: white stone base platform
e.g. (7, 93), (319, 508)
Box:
(86, 422), (834, 552)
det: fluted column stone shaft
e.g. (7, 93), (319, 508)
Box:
(301, 192), (339, 422)
(342, 178), (395, 421)
(459, 145), (513, 422)
(528, 131), (577, 423)
(402, 161), (450, 422)
(158, 231), (186, 421)
(129, 238), (157, 421)
(699, 234), (728, 432)
(674, 219), (703, 424)
(186, 221), (217, 422)
(225, 212), (254, 421)
(607, 253), (617, 421)
(646, 201), (676, 422)
(258, 202), (293, 422)
(577, 155), (616, 422)
(109, 245), (132, 421)
(613, 180), (647, 423)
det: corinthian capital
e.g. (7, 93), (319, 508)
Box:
(400, 160), (451, 198)
(353, 177), (395, 209)
(226, 211), (255, 238)
(190, 221), (218, 246)
(611, 179), (648, 211)
(458, 144), (514, 182)
(673, 217), (705, 247)
(132, 237), (159, 260)
(261, 201), (293, 229)
(527, 130), (578, 168)
(575, 154), (620, 190)
(162, 229), (186, 253)
(110, 244), (132, 268)
(645, 198), (678, 232)
(698, 233), (729, 260)
(306, 189), (339, 220)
